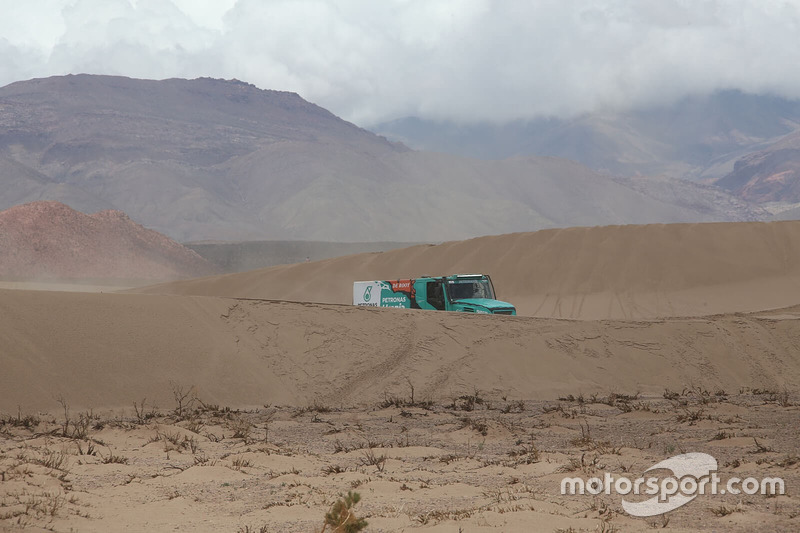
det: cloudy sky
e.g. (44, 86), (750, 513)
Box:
(1, 0), (799, 125)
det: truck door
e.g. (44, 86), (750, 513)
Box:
(426, 281), (446, 310)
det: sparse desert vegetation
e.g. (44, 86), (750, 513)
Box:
(2, 389), (798, 531)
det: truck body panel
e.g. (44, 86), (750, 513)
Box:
(353, 280), (415, 308)
(353, 274), (515, 315)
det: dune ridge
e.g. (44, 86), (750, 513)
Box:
(2, 287), (799, 412)
(137, 220), (800, 319)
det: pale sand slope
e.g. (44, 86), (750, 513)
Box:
(2, 287), (800, 412)
(135, 221), (800, 319)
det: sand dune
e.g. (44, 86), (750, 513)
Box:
(137, 220), (800, 319)
(4, 219), (800, 531)
(5, 220), (799, 411)
(2, 287), (799, 412)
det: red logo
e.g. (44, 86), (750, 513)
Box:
(389, 279), (412, 292)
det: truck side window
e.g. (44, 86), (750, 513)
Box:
(427, 282), (445, 310)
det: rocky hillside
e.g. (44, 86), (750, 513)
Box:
(0, 201), (216, 280)
(715, 130), (800, 203)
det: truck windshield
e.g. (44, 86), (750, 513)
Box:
(447, 279), (495, 301)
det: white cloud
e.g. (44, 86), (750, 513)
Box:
(1, 0), (800, 124)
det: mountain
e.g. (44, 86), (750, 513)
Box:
(0, 75), (766, 241)
(0, 201), (215, 280)
(371, 91), (800, 181)
(714, 129), (800, 203)
(0, 74), (405, 241)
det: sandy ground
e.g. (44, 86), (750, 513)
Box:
(1, 392), (798, 532)
(3, 221), (800, 531)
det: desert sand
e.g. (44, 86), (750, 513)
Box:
(2, 289), (800, 412)
(2, 221), (800, 531)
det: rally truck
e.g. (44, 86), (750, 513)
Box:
(353, 274), (516, 315)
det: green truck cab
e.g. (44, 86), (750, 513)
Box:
(353, 274), (516, 315)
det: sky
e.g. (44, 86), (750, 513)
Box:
(1, 0), (800, 125)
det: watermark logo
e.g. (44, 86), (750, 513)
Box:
(561, 452), (785, 517)
(621, 453), (715, 516)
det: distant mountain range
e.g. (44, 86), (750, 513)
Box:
(371, 90), (800, 205)
(0, 75), (773, 242)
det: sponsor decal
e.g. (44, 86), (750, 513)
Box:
(390, 279), (413, 293)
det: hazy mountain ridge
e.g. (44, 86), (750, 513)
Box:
(371, 91), (800, 194)
(0, 75), (767, 241)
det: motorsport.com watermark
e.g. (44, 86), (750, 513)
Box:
(561, 452), (785, 517)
